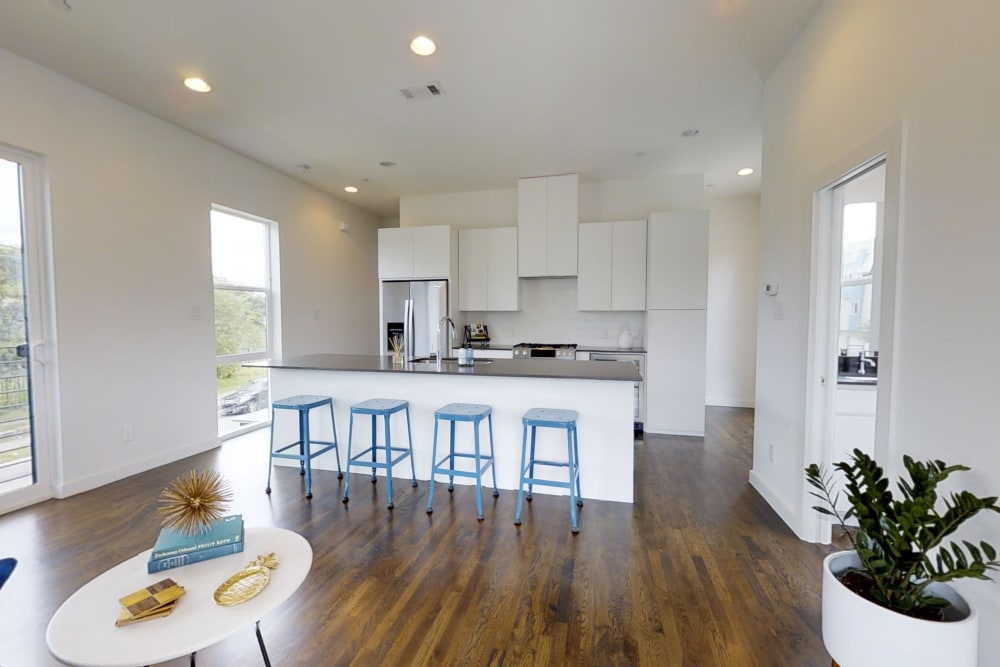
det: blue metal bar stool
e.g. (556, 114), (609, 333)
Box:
(427, 403), (499, 520)
(514, 408), (583, 533)
(342, 398), (417, 509)
(266, 395), (342, 500)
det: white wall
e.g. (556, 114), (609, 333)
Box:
(706, 194), (759, 407)
(0, 48), (381, 497)
(753, 1), (1000, 656)
(464, 279), (646, 348)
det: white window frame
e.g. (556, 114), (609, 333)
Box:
(212, 204), (281, 438)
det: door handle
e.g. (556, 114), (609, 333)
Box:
(15, 343), (28, 358)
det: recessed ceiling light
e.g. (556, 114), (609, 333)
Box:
(410, 35), (436, 56)
(183, 77), (212, 93)
(380, 161), (396, 168)
(295, 164), (311, 171)
(737, 167), (755, 176)
(344, 186), (359, 193)
(681, 129), (699, 137)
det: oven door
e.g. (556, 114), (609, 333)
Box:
(589, 353), (645, 431)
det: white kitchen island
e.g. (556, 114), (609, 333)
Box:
(248, 354), (640, 503)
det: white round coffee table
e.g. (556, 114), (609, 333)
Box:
(46, 525), (312, 667)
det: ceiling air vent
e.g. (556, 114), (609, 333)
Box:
(400, 81), (445, 100)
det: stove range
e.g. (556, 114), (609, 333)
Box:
(512, 343), (578, 360)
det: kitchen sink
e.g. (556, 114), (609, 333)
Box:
(408, 357), (492, 365)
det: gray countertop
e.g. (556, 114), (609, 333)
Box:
(248, 354), (642, 382)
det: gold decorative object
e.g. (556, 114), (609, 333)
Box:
(156, 469), (233, 536)
(390, 334), (405, 365)
(213, 553), (281, 606)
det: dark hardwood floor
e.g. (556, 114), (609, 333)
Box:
(0, 407), (833, 666)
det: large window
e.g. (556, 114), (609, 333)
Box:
(211, 206), (276, 437)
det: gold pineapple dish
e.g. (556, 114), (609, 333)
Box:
(213, 553), (280, 606)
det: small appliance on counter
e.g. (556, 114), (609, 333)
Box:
(512, 343), (578, 360)
(464, 322), (491, 348)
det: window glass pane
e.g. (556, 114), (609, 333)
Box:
(214, 289), (267, 355)
(211, 210), (268, 288)
(841, 202), (877, 280)
(217, 365), (269, 436)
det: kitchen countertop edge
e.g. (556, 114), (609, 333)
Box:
(248, 354), (641, 382)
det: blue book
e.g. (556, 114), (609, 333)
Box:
(147, 524), (245, 573)
(150, 514), (243, 560)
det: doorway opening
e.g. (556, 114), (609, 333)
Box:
(0, 144), (57, 513)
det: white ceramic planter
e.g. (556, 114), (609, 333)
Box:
(823, 550), (979, 667)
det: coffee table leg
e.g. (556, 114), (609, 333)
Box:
(256, 620), (271, 667)
(190, 651), (196, 666)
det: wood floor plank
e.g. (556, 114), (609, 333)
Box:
(0, 407), (834, 666)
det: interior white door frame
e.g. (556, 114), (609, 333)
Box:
(0, 141), (60, 514)
(802, 123), (905, 543)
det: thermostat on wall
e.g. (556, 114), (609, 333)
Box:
(764, 282), (779, 296)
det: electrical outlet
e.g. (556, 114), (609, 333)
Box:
(768, 443), (775, 463)
(122, 426), (134, 442)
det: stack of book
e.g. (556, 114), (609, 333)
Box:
(116, 578), (186, 627)
(147, 514), (244, 574)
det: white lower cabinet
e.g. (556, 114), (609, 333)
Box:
(644, 309), (706, 436)
(833, 386), (877, 462)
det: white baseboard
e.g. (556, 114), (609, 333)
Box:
(55, 437), (222, 498)
(644, 426), (705, 437)
(748, 469), (809, 540)
(706, 398), (755, 408)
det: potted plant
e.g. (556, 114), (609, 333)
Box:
(806, 449), (999, 666)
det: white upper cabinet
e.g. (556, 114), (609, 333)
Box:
(646, 210), (709, 310)
(459, 226), (519, 311)
(518, 173), (578, 277)
(577, 219), (647, 311)
(577, 223), (613, 310)
(378, 225), (452, 279)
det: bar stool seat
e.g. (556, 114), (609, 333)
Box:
(427, 403), (499, 520)
(342, 398), (417, 509)
(267, 394), (342, 500)
(514, 407), (583, 533)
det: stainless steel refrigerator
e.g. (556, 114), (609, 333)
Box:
(380, 280), (449, 359)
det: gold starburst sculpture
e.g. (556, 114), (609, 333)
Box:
(156, 469), (233, 536)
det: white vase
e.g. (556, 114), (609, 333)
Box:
(617, 328), (633, 349)
(822, 550), (979, 667)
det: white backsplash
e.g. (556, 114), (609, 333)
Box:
(461, 277), (646, 347)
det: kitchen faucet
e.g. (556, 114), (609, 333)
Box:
(858, 350), (877, 375)
(437, 316), (456, 360)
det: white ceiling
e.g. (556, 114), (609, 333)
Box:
(0, 0), (820, 218)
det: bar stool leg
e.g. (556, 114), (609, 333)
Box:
(473, 419), (484, 520)
(265, 405), (276, 495)
(572, 425), (583, 507)
(329, 403), (343, 479)
(370, 415), (378, 483)
(301, 411), (313, 499)
(526, 426), (537, 501)
(405, 406), (417, 487)
(447, 421), (456, 492)
(384, 413), (395, 509)
(567, 426), (579, 533)
(427, 416), (440, 514)
(514, 423), (529, 526)
(342, 412), (355, 504)
(488, 414), (499, 497)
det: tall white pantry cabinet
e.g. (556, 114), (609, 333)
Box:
(644, 210), (709, 436)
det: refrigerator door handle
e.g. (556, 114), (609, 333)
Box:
(403, 298), (413, 361)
